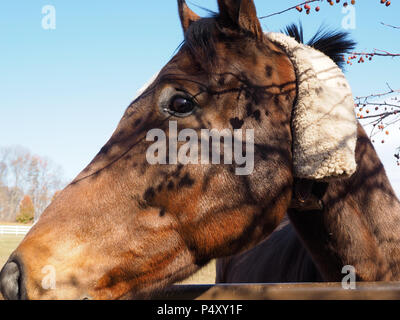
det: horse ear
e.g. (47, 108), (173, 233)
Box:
(178, 0), (200, 34)
(217, 0), (263, 40)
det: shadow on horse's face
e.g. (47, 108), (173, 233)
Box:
(1, 0), (296, 299)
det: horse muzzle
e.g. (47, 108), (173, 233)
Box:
(0, 256), (27, 300)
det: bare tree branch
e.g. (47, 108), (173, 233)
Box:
(356, 85), (400, 101)
(351, 49), (400, 58)
(258, 0), (322, 19)
(381, 22), (400, 30)
(355, 83), (400, 147)
(0, 147), (65, 222)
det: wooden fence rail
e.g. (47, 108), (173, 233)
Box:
(0, 225), (32, 236)
(154, 282), (400, 300)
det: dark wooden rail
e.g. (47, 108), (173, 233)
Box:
(153, 282), (400, 300)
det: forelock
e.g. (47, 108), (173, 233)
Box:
(182, 17), (219, 70)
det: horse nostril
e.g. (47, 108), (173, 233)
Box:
(0, 261), (21, 300)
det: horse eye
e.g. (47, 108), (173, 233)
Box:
(168, 96), (196, 116)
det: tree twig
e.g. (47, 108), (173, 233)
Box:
(351, 49), (400, 58)
(355, 86), (400, 101)
(381, 22), (400, 30)
(258, 0), (321, 20)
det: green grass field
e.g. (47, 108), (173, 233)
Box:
(0, 234), (25, 269)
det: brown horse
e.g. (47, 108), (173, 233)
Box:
(215, 29), (400, 283)
(0, 0), (298, 300)
(216, 218), (324, 283)
(217, 130), (400, 283)
(0, 0), (390, 300)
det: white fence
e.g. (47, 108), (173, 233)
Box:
(0, 225), (32, 236)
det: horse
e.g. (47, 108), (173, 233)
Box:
(0, 0), (394, 300)
(217, 128), (400, 283)
(216, 28), (400, 283)
(217, 135), (400, 284)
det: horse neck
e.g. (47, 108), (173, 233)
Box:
(288, 124), (400, 281)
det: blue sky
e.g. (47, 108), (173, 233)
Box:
(0, 0), (399, 195)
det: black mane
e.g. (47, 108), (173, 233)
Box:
(283, 23), (356, 70)
(181, 18), (356, 71)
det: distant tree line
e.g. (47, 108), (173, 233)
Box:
(0, 146), (65, 223)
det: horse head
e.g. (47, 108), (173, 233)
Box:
(0, 0), (357, 300)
